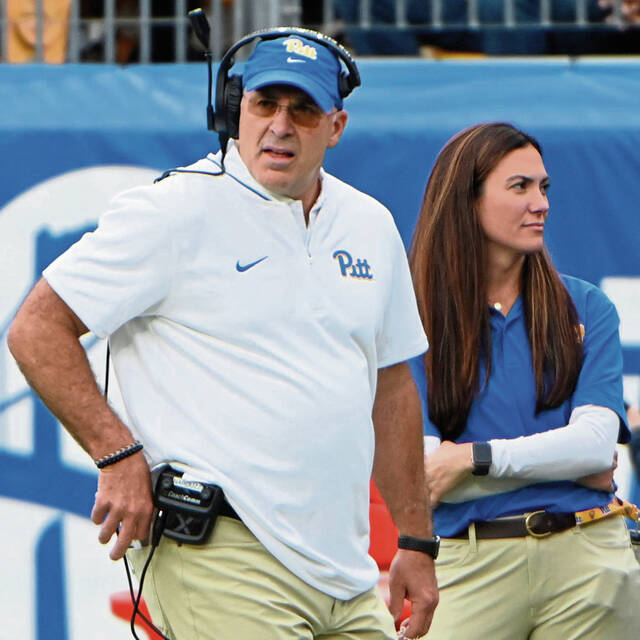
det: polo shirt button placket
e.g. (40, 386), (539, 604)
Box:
(491, 310), (506, 369)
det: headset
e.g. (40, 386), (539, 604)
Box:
(188, 9), (361, 160)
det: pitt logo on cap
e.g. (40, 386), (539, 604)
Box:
(283, 37), (317, 60)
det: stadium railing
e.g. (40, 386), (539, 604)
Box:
(0, 0), (637, 63)
(0, 0), (302, 64)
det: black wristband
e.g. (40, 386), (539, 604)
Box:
(397, 534), (440, 559)
(94, 441), (143, 469)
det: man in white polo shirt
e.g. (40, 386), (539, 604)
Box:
(8, 29), (438, 640)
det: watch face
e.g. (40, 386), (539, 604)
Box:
(472, 442), (491, 475)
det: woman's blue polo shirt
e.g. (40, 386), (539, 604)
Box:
(411, 275), (630, 537)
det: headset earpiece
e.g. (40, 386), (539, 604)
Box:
(338, 72), (351, 100)
(224, 75), (243, 140)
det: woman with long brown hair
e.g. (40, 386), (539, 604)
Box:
(409, 122), (639, 639)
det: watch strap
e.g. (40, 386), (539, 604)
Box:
(397, 534), (440, 559)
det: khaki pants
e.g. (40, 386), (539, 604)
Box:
(421, 516), (640, 640)
(127, 515), (396, 640)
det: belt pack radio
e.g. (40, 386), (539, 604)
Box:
(151, 463), (225, 545)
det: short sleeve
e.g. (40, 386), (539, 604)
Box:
(43, 183), (176, 338)
(570, 285), (630, 443)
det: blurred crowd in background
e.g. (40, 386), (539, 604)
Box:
(329, 0), (640, 55)
(2, 0), (640, 64)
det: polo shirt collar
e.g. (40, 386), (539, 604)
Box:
(489, 295), (524, 324)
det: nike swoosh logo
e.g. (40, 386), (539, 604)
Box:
(236, 256), (268, 272)
(287, 57), (306, 63)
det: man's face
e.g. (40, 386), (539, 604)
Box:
(236, 85), (348, 207)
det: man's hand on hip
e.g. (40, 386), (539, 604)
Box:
(91, 452), (155, 560)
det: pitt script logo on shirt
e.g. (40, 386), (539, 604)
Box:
(333, 250), (373, 280)
(283, 37), (317, 60)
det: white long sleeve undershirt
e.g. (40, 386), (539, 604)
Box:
(490, 404), (618, 479)
(425, 404), (619, 503)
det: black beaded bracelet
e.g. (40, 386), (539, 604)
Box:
(94, 441), (143, 469)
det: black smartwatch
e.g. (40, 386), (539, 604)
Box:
(398, 535), (440, 559)
(471, 441), (492, 476)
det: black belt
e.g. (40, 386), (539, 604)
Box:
(450, 511), (577, 539)
(220, 497), (241, 521)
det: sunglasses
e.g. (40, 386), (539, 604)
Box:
(246, 94), (328, 128)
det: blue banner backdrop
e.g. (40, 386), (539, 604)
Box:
(1, 60), (639, 639)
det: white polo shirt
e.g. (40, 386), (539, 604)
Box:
(44, 143), (428, 599)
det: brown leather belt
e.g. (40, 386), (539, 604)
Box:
(450, 511), (577, 539)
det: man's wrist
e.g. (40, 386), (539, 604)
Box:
(389, 498), (433, 536)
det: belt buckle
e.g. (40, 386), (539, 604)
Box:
(525, 511), (552, 538)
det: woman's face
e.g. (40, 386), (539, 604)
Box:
(477, 144), (550, 263)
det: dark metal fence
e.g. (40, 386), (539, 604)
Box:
(0, 0), (634, 63)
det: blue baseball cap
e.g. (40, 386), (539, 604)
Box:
(243, 35), (343, 112)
